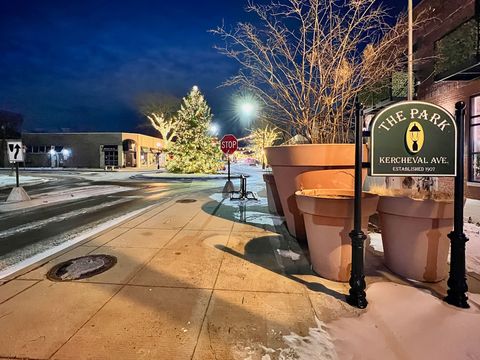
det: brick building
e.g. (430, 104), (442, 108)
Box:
(22, 132), (164, 169)
(415, 0), (480, 198)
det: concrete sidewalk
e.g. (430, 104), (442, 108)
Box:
(0, 187), (479, 359)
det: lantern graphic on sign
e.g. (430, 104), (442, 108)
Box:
(405, 121), (424, 154)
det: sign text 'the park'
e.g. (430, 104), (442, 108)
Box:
(370, 101), (457, 176)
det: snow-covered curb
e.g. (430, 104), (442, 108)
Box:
(0, 204), (155, 279)
(0, 185), (135, 212)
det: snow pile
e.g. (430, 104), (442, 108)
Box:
(271, 318), (337, 360)
(59, 256), (106, 280)
(276, 249), (301, 261)
(465, 198), (480, 223)
(235, 318), (337, 360)
(367, 232), (383, 253)
(329, 282), (480, 360)
(465, 222), (480, 274)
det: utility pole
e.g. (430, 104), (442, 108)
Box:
(408, 0), (413, 101)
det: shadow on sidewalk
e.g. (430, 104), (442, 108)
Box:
(215, 238), (346, 303)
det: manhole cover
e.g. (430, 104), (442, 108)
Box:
(176, 199), (197, 203)
(47, 255), (117, 281)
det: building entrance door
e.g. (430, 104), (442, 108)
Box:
(104, 150), (118, 167)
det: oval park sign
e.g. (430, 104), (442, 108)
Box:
(370, 101), (457, 176)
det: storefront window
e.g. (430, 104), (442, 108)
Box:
(471, 95), (480, 182)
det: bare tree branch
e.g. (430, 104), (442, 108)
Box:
(211, 0), (431, 144)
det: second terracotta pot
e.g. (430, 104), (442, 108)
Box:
(263, 173), (284, 216)
(378, 196), (454, 282)
(296, 189), (379, 282)
(265, 144), (367, 241)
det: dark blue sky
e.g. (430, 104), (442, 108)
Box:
(0, 0), (412, 135)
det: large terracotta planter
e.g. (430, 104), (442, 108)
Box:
(377, 196), (454, 282)
(265, 144), (367, 241)
(263, 173), (284, 216)
(295, 189), (379, 282)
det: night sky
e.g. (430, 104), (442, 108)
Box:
(0, 0), (414, 136)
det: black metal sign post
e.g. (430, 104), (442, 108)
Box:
(444, 101), (469, 308)
(227, 155), (231, 182)
(347, 102), (368, 309)
(15, 162), (19, 187)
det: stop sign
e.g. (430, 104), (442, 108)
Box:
(220, 134), (238, 155)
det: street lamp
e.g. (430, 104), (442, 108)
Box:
(234, 93), (260, 125)
(156, 142), (161, 169)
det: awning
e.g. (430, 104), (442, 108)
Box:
(435, 62), (480, 82)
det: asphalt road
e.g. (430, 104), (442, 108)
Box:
(0, 170), (212, 274)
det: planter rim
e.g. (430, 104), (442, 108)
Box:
(296, 189), (377, 199)
(295, 189), (379, 218)
(376, 194), (453, 204)
(265, 143), (367, 167)
(265, 144), (355, 149)
(377, 195), (455, 219)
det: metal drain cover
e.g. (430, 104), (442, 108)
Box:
(47, 255), (117, 281)
(176, 199), (197, 203)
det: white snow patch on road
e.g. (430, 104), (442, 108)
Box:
(0, 174), (48, 188)
(0, 205), (155, 279)
(0, 198), (131, 239)
(1, 185), (135, 212)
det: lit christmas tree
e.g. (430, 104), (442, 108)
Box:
(166, 86), (222, 173)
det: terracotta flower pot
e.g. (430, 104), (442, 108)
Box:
(265, 144), (367, 241)
(377, 196), (454, 282)
(295, 189), (379, 282)
(263, 173), (284, 216)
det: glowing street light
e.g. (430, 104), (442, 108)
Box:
(234, 92), (260, 125)
(240, 102), (255, 116)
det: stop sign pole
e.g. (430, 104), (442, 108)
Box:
(220, 134), (238, 182)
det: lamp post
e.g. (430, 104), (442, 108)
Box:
(408, 0), (413, 101)
(156, 142), (161, 170)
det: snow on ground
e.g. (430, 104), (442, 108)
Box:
(465, 198), (480, 223)
(465, 222), (480, 274)
(367, 232), (383, 254)
(234, 318), (337, 360)
(0, 174), (49, 188)
(0, 198), (131, 240)
(276, 249), (301, 261)
(1, 185), (135, 212)
(329, 282), (480, 360)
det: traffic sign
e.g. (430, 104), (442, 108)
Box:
(220, 134), (238, 155)
(7, 140), (24, 162)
